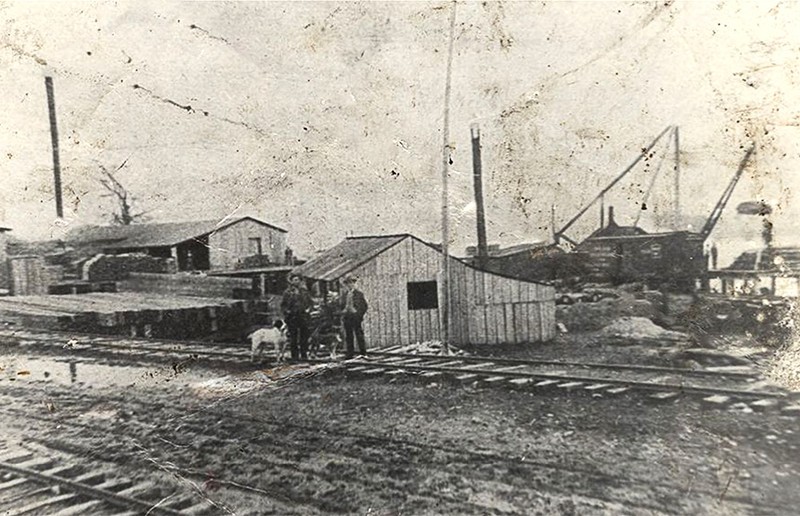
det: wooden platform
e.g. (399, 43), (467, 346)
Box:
(0, 292), (263, 340)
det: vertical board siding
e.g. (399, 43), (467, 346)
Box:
(333, 236), (554, 348)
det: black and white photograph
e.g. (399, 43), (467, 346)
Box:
(1, 1), (799, 514)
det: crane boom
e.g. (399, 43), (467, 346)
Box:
(555, 126), (673, 242)
(700, 145), (755, 239)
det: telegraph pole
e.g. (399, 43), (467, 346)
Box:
(673, 126), (680, 230)
(440, 1), (457, 354)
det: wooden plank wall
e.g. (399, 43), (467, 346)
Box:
(350, 237), (555, 348)
(10, 256), (48, 296)
(450, 260), (556, 345)
(208, 219), (287, 270)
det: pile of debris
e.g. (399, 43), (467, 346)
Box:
(192, 362), (340, 399)
(767, 341), (800, 391)
(597, 316), (688, 342)
(391, 340), (468, 356)
(556, 292), (657, 332)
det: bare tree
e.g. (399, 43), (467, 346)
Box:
(98, 158), (147, 225)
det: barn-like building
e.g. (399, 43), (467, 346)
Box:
(293, 234), (556, 348)
(576, 208), (705, 290)
(64, 216), (288, 271)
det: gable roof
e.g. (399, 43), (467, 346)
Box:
(65, 216), (286, 248)
(292, 234), (407, 281)
(294, 233), (551, 286)
(585, 224), (648, 239)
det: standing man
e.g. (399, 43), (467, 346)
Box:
(281, 273), (313, 361)
(340, 275), (368, 358)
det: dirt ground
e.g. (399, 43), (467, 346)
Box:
(1, 335), (799, 515)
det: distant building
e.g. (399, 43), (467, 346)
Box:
(0, 224), (11, 292)
(576, 207), (705, 290)
(293, 233), (556, 348)
(708, 246), (800, 297)
(465, 242), (589, 285)
(64, 216), (288, 272)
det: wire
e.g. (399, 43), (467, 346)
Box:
(634, 127), (675, 227)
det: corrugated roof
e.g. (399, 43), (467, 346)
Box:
(65, 216), (286, 248)
(292, 234), (407, 281)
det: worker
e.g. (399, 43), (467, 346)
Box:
(339, 275), (368, 358)
(280, 273), (313, 361)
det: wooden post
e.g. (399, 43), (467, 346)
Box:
(674, 126), (681, 230)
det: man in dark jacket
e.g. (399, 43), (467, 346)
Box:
(281, 273), (313, 361)
(340, 275), (368, 357)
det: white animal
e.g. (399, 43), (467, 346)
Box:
(249, 321), (289, 363)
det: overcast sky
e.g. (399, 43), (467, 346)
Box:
(2, 1), (799, 265)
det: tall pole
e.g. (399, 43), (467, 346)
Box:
(440, 1), (457, 353)
(44, 77), (64, 219)
(471, 124), (488, 269)
(673, 126), (680, 230)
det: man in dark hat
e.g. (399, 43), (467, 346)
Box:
(280, 273), (313, 361)
(340, 275), (368, 357)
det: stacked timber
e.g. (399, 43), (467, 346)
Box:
(0, 292), (264, 340)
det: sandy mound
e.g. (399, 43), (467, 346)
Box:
(557, 293), (657, 332)
(597, 316), (688, 342)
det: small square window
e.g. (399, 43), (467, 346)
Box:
(407, 281), (438, 310)
(651, 243), (662, 258)
(248, 237), (263, 255)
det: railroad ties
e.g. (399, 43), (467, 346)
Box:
(342, 351), (797, 416)
(0, 443), (216, 515)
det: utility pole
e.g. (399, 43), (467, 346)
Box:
(440, 1), (457, 354)
(674, 126), (680, 230)
(44, 77), (64, 219)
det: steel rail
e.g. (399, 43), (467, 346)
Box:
(367, 350), (757, 378)
(0, 459), (185, 515)
(345, 359), (785, 399)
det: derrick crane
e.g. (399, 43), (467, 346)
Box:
(699, 145), (756, 240)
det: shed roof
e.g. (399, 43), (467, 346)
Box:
(292, 234), (407, 281)
(65, 216), (286, 248)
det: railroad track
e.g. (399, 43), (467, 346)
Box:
(0, 328), (253, 366)
(0, 441), (216, 515)
(345, 349), (800, 415)
(3, 327), (798, 414)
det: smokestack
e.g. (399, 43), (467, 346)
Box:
(600, 199), (605, 228)
(44, 77), (64, 219)
(471, 124), (488, 268)
(608, 206), (616, 227)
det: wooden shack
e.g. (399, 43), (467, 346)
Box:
(293, 234), (556, 348)
(576, 208), (705, 290)
(65, 216), (288, 271)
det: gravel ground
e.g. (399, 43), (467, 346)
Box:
(1, 338), (799, 515)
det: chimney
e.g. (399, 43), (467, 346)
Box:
(471, 124), (488, 268)
(44, 77), (64, 219)
(608, 206), (616, 227)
